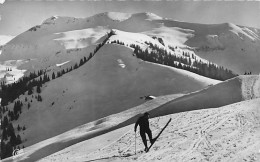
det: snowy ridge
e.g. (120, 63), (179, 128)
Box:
(143, 26), (195, 47)
(108, 29), (210, 68)
(152, 75), (260, 117)
(108, 29), (167, 50)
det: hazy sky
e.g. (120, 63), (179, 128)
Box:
(0, 0), (259, 35)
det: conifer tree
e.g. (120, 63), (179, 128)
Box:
(52, 72), (56, 80)
(16, 134), (22, 145)
(28, 88), (33, 95)
(17, 124), (21, 131)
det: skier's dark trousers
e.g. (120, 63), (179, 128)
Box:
(134, 112), (154, 152)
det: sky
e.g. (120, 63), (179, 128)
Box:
(0, 0), (259, 36)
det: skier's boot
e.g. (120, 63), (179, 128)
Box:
(144, 147), (148, 152)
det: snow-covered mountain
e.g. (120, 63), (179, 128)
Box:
(1, 12), (260, 161)
(1, 12), (260, 74)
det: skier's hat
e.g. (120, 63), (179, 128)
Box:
(144, 112), (150, 116)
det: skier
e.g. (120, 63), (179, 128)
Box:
(134, 112), (154, 152)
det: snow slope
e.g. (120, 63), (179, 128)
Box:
(3, 75), (259, 162)
(53, 99), (259, 162)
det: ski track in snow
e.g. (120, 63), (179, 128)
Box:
(76, 100), (260, 162)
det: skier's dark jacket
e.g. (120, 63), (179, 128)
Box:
(135, 115), (150, 132)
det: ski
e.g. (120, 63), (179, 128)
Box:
(146, 118), (172, 152)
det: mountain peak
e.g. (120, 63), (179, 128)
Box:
(42, 16), (80, 25)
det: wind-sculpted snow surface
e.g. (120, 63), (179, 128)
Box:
(152, 75), (260, 117)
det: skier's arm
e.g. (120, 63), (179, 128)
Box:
(134, 118), (139, 132)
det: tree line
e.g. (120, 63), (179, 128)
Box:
(128, 42), (237, 81)
(1, 100), (24, 159)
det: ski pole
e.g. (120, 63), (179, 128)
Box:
(135, 132), (137, 155)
